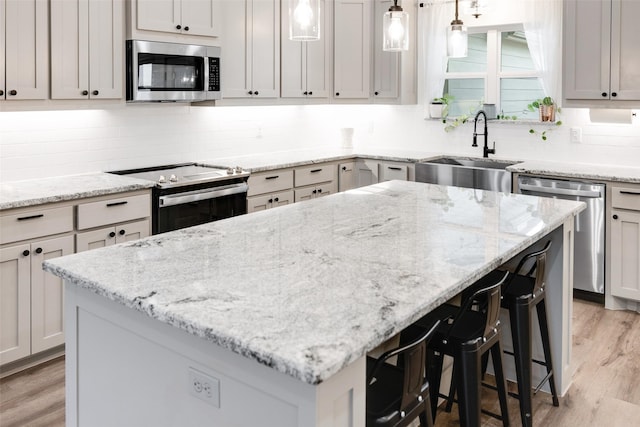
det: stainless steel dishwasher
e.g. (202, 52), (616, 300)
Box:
(517, 175), (605, 299)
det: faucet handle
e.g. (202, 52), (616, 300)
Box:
(472, 133), (478, 147)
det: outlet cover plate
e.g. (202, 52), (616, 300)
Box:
(188, 367), (220, 407)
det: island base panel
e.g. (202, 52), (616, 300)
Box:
(64, 285), (366, 427)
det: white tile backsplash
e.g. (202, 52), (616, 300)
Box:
(1, 103), (639, 182)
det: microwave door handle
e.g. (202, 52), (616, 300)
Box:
(159, 183), (248, 207)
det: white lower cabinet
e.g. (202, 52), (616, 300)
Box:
(76, 219), (150, 252)
(294, 181), (338, 202)
(610, 185), (640, 302)
(378, 161), (409, 182)
(247, 190), (294, 212)
(0, 235), (73, 365)
(338, 162), (356, 192)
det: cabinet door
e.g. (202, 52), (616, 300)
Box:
(610, 0), (640, 100)
(31, 235), (74, 353)
(88, 0), (123, 99)
(272, 190), (294, 208)
(294, 186), (317, 202)
(610, 209), (640, 301)
(315, 181), (338, 198)
(339, 162), (356, 192)
(136, 0), (181, 34)
(51, 0), (90, 99)
(0, 244), (31, 365)
(181, 0), (218, 37)
(334, 0), (370, 99)
(220, 0), (251, 98)
(247, 193), (273, 213)
(564, 0), (611, 100)
(356, 159), (379, 187)
(4, 0), (48, 100)
(76, 226), (117, 252)
(373, 0), (399, 100)
(0, 0), (6, 99)
(280, 0), (306, 98)
(251, 0), (280, 97)
(115, 219), (150, 243)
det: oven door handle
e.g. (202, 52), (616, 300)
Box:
(519, 183), (602, 198)
(159, 183), (248, 207)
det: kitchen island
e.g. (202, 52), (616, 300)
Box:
(44, 181), (585, 427)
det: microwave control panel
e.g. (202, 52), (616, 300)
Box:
(208, 57), (220, 92)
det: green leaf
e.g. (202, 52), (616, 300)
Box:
(529, 129), (535, 134)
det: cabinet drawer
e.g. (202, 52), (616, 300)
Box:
(612, 187), (640, 210)
(295, 164), (337, 187)
(0, 206), (73, 245)
(378, 162), (408, 182)
(77, 194), (151, 230)
(248, 170), (294, 196)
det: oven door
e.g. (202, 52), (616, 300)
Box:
(156, 183), (248, 234)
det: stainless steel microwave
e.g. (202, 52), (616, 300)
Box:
(126, 40), (221, 102)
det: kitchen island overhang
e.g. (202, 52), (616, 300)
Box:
(44, 180), (586, 427)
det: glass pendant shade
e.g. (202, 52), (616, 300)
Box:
(383, 9), (409, 52)
(447, 22), (468, 57)
(289, 0), (320, 41)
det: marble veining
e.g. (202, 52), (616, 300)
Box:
(508, 160), (640, 184)
(0, 173), (155, 210)
(44, 181), (585, 385)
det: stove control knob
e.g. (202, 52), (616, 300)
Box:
(226, 167), (234, 175)
(169, 174), (178, 182)
(235, 166), (243, 173)
(158, 175), (166, 183)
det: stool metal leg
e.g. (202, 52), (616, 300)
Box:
(490, 340), (510, 427)
(536, 298), (560, 406)
(509, 300), (534, 427)
(427, 349), (444, 423)
(457, 347), (482, 427)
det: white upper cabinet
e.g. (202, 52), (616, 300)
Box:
(220, 0), (280, 99)
(372, 0), (399, 100)
(564, 0), (640, 103)
(51, 0), (124, 100)
(1, 0), (49, 100)
(280, 0), (332, 99)
(127, 0), (219, 44)
(333, 0), (371, 99)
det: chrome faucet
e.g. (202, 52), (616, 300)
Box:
(472, 110), (495, 158)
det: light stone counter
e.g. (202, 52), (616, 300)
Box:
(508, 160), (640, 184)
(44, 180), (584, 385)
(0, 173), (155, 210)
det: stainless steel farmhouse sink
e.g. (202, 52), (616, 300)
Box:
(415, 157), (520, 193)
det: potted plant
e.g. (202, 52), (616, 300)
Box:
(429, 94), (453, 120)
(527, 96), (557, 122)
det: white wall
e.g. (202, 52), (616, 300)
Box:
(1, 103), (638, 182)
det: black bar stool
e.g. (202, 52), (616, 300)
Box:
(366, 319), (442, 427)
(412, 271), (511, 426)
(499, 241), (560, 426)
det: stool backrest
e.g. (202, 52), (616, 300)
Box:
(367, 319), (441, 416)
(511, 241), (552, 296)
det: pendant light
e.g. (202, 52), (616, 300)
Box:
(383, 0), (409, 52)
(447, 0), (468, 57)
(289, 0), (320, 41)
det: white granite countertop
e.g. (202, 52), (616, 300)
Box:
(507, 160), (640, 184)
(0, 173), (155, 210)
(43, 180), (585, 385)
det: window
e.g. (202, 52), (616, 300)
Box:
(444, 27), (544, 119)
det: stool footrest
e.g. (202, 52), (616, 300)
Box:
(534, 370), (554, 394)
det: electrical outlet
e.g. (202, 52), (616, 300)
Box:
(570, 127), (582, 143)
(188, 368), (220, 407)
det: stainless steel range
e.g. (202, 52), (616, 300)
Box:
(111, 163), (249, 234)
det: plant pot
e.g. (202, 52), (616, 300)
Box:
(429, 103), (445, 119)
(539, 104), (556, 122)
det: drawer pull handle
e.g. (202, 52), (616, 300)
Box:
(265, 176), (279, 180)
(620, 191), (640, 196)
(388, 166), (402, 171)
(310, 169), (322, 173)
(17, 214), (44, 221)
(106, 201), (128, 207)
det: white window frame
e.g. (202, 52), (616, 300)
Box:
(445, 24), (542, 115)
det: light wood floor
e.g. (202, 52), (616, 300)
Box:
(1, 299), (638, 427)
